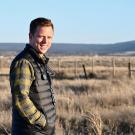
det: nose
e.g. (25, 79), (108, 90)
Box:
(42, 36), (47, 44)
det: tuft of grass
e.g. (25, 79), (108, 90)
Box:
(2, 56), (135, 134)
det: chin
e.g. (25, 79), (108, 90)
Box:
(40, 49), (48, 54)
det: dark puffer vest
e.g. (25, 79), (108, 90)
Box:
(10, 44), (56, 135)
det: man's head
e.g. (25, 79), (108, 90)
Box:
(29, 17), (54, 56)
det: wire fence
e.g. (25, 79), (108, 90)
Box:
(1, 56), (135, 79)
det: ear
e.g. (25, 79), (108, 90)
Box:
(29, 33), (34, 43)
(29, 33), (32, 40)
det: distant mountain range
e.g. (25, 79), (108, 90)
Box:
(0, 40), (135, 56)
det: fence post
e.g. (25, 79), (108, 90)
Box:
(82, 64), (87, 79)
(112, 57), (115, 77)
(75, 60), (77, 78)
(58, 59), (61, 73)
(128, 58), (132, 78)
(0, 56), (3, 74)
(92, 56), (94, 74)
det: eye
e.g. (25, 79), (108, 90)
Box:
(48, 36), (52, 40)
(37, 35), (44, 40)
(38, 35), (43, 38)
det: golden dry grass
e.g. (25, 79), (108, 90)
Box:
(1, 56), (135, 134)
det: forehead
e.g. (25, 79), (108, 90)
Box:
(35, 26), (53, 33)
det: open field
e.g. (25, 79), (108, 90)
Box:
(1, 55), (135, 134)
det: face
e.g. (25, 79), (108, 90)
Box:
(29, 26), (53, 56)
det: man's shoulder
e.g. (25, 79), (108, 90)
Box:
(10, 55), (34, 77)
(12, 48), (33, 63)
(10, 49), (33, 70)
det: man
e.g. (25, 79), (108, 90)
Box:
(10, 17), (56, 135)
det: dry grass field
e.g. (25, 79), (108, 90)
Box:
(1, 55), (135, 134)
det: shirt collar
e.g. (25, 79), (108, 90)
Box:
(24, 44), (49, 64)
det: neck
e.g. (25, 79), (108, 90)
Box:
(28, 43), (44, 58)
(39, 54), (44, 58)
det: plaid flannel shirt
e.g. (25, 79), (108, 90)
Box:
(10, 59), (46, 128)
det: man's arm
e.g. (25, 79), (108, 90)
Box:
(10, 59), (46, 128)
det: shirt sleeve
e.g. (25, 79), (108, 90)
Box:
(10, 59), (46, 128)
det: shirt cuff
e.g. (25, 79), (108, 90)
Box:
(35, 113), (46, 128)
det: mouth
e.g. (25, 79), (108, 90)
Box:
(40, 45), (49, 50)
(40, 44), (46, 47)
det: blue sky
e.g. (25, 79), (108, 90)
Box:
(0, 0), (135, 44)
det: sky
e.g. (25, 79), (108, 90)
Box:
(0, 0), (135, 44)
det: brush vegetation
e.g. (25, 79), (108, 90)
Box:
(1, 56), (135, 134)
